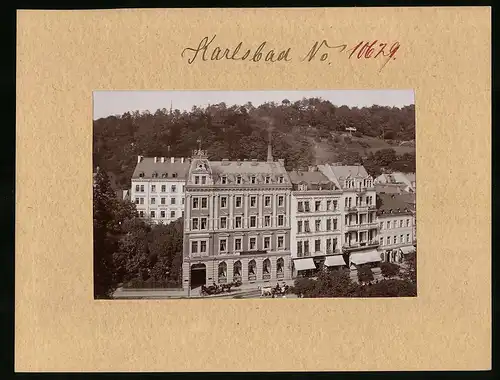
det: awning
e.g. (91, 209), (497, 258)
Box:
(324, 255), (346, 267)
(293, 258), (316, 271)
(400, 246), (416, 255)
(350, 250), (382, 265)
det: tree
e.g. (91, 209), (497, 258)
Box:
(402, 251), (417, 284)
(357, 265), (374, 283)
(357, 279), (416, 297)
(380, 262), (400, 278)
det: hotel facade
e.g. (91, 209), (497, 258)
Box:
(181, 147), (293, 289)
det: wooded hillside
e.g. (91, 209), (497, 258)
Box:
(93, 98), (415, 189)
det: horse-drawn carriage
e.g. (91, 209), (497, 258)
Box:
(200, 280), (242, 296)
(258, 283), (290, 298)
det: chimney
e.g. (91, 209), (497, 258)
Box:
(171, 157), (175, 163)
(267, 129), (273, 162)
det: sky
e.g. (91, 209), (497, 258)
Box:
(93, 90), (414, 120)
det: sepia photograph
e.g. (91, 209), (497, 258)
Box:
(93, 90), (416, 300)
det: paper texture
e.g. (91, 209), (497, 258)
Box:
(16, 8), (491, 371)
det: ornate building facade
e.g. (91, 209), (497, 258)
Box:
(181, 148), (293, 289)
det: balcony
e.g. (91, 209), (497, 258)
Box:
(342, 240), (379, 252)
(346, 224), (359, 231)
(358, 222), (378, 230)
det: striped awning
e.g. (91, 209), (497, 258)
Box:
(400, 246), (416, 254)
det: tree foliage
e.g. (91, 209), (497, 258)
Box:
(357, 265), (374, 283)
(93, 100), (415, 188)
(380, 262), (401, 278)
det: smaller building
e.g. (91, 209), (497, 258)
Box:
(376, 193), (416, 263)
(375, 172), (416, 193)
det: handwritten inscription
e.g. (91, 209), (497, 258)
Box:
(181, 35), (400, 71)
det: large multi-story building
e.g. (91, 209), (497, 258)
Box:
(288, 168), (346, 276)
(376, 193), (416, 263)
(181, 147), (293, 290)
(130, 155), (190, 224)
(317, 164), (381, 268)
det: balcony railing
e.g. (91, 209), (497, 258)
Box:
(342, 240), (379, 251)
(358, 222), (378, 230)
(263, 273), (271, 280)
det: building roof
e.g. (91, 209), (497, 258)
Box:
(377, 172), (415, 185)
(132, 157), (191, 179)
(375, 183), (407, 194)
(288, 170), (331, 185)
(210, 160), (288, 176)
(377, 193), (415, 215)
(317, 164), (371, 189)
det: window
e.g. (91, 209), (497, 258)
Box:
(235, 238), (242, 251)
(386, 221), (390, 229)
(406, 219), (410, 227)
(251, 176), (256, 184)
(220, 217), (227, 229)
(298, 201), (304, 212)
(393, 236), (397, 244)
(278, 215), (284, 226)
(172, 173), (178, 178)
(333, 219), (338, 230)
(264, 215), (271, 227)
(182, 211), (184, 218)
(201, 197), (208, 208)
(135, 185), (140, 192)
(264, 196), (271, 207)
(326, 219), (332, 231)
(315, 220), (321, 232)
(151, 185), (156, 192)
(171, 211), (176, 219)
(192, 197), (199, 209)
(304, 221), (310, 232)
(162, 173), (168, 178)
(326, 238), (332, 252)
(139, 172), (144, 178)
(171, 185), (177, 193)
(221, 176), (227, 184)
(161, 185), (166, 192)
(250, 196), (257, 207)
(236, 176), (242, 184)
(264, 237), (270, 249)
(150, 211), (155, 218)
(192, 218), (199, 230)
(182, 197), (185, 205)
(161, 197), (166, 205)
(400, 220), (403, 228)
(220, 196), (227, 208)
(278, 196), (284, 207)
(278, 176), (284, 183)
(235, 216), (242, 228)
(386, 236), (390, 245)
(200, 217), (207, 230)
(135, 198), (139, 204)
(333, 200), (338, 210)
(182, 185), (185, 192)
(315, 239), (321, 252)
(140, 185), (144, 192)
(200, 241), (207, 253)
(201, 176), (206, 185)
(380, 222), (383, 229)
(140, 198), (144, 204)
(406, 234), (410, 243)
(304, 201), (310, 212)
(191, 241), (198, 254)
(151, 198), (156, 204)
(315, 201), (321, 211)
(265, 176), (270, 184)
(160, 211), (166, 218)
(219, 239), (227, 252)
(304, 241), (309, 254)
(139, 210), (144, 217)
(297, 241), (303, 255)
(298, 221), (303, 233)
(235, 196), (242, 208)
(250, 216), (257, 227)
(277, 236), (284, 249)
(170, 197), (176, 205)
(380, 237), (384, 246)
(326, 200), (331, 210)
(249, 237), (256, 250)
(194, 176), (199, 184)
(400, 234), (404, 243)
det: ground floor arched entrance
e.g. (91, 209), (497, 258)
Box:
(190, 263), (206, 289)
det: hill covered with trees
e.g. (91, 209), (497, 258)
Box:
(93, 98), (415, 189)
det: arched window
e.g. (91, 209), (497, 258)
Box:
(276, 258), (284, 279)
(263, 259), (271, 280)
(233, 261), (242, 281)
(248, 260), (256, 281)
(218, 262), (227, 283)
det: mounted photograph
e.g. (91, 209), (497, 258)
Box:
(93, 90), (416, 300)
